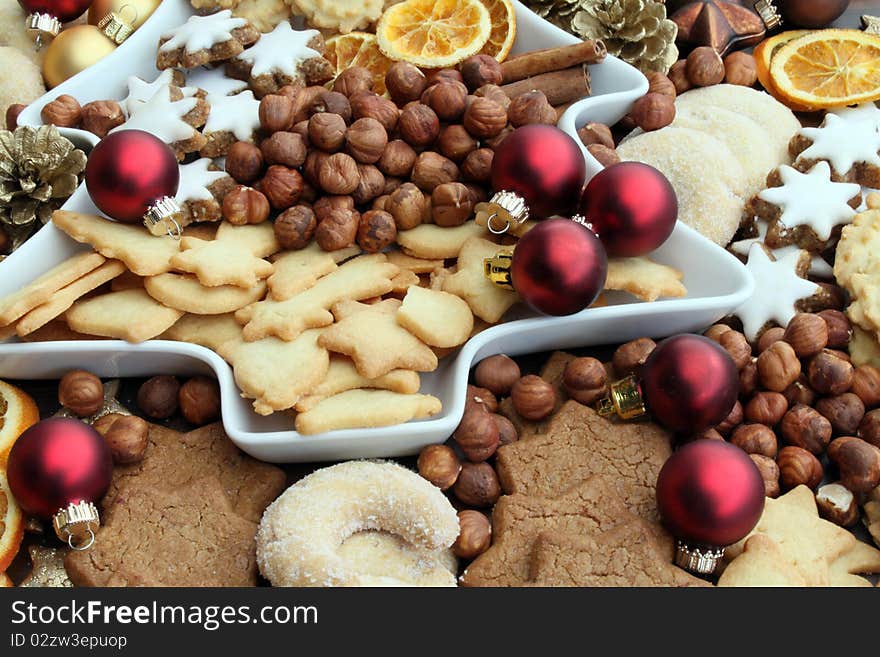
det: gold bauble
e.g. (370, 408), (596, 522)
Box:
(88, 0), (162, 32)
(42, 25), (118, 89)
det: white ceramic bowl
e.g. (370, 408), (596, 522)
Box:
(1, 0), (754, 462)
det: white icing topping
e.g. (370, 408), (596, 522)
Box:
(122, 70), (198, 117)
(235, 22), (320, 79)
(730, 219), (833, 279)
(757, 162), (861, 241)
(185, 66), (248, 96)
(798, 112), (880, 175)
(830, 102), (880, 127)
(734, 244), (820, 340)
(176, 158), (228, 203)
(204, 90), (260, 141)
(159, 10), (249, 54)
(110, 84), (198, 144)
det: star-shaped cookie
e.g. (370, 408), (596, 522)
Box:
(110, 84), (207, 157)
(441, 237), (519, 323)
(794, 112), (880, 186)
(730, 219), (833, 279)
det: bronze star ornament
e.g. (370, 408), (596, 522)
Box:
(669, 0), (768, 55)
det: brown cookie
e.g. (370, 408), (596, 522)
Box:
(104, 422), (285, 524)
(66, 477), (258, 587)
(157, 10), (260, 70)
(495, 401), (673, 521)
(176, 158), (236, 226)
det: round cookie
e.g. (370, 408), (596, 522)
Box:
(338, 531), (458, 587)
(0, 46), (46, 121)
(0, 0), (43, 66)
(617, 127), (747, 245)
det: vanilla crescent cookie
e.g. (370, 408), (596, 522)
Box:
(157, 10), (260, 70)
(256, 461), (459, 587)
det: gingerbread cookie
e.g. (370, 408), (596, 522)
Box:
(185, 65), (248, 97)
(226, 22), (333, 97)
(122, 69), (191, 116)
(175, 158), (235, 226)
(729, 219), (833, 280)
(157, 10), (260, 70)
(200, 90), (261, 157)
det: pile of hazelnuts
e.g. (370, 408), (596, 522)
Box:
(57, 370), (221, 466)
(221, 54), (559, 255)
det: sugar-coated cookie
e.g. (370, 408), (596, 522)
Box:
(0, 46), (45, 121)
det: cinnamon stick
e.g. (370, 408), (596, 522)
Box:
(501, 40), (607, 84)
(501, 66), (591, 107)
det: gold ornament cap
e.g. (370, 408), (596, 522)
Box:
(596, 375), (647, 420)
(484, 249), (514, 289)
(53, 500), (100, 551)
(25, 13), (61, 49)
(97, 11), (135, 44)
(674, 541), (725, 575)
(143, 196), (183, 238)
(479, 190), (530, 235)
(754, 0), (783, 30)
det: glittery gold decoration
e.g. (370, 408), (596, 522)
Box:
(19, 545), (72, 588)
(863, 15), (880, 35)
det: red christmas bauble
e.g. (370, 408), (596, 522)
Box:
(777, 0), (848, 28)
(6, 418), (112, 519)
(18, 0), (93, 23)
(656, 440), (765, 546)
(510, 218), (607, 316)
(641, 334), (738, 433)
(85, 130), (179, 224)
(579, 162), (677, 257)
(491, 125), (586, 220)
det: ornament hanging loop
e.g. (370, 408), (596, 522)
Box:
(53, 500), (100, 551)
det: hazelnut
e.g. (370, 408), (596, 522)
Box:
(777, 446), (823, 490)
(817, 392), (865, 436)
(730, 423), (778, 458)
(646, 72), (676, 99)
(80, 100), (124, 137)
(686, 428), (725, 442)
(826, 436), (880, 493)
(826, 348), (851, 363)
(274, 205), (316, 249)
(345, 117), (388, 164)
(757, 326), (786, 353)
(372, 194), (391, 212)
(314, 195), (354, 222)
(350, 92), (399, 132)
(385, 62), (427, 104)
(58, 370), (103, 417)
(258, 165), (303, 209)
(739, 359), (758, 398)
(461, 148), (493, 183)
(260, 131), (308, 167)
(356, 209), (396, 253)
(431, 182), (474, 226)
(377, 139), (417, 177)
(285, 85), (325, 124)
(437, 125), (478, 162)
(417, 444), (461, 490)
(5, 103), (25, 130)
(744, 391), (788, 426)
(308, 90), (351, 123)
(424, 80), (469, 122)
(563, 357), (608, 406)
(411, 152), (459, 192)
(40, 94), (82, 127)
(308, 112), (347, 151)
(587, 144), (620, 167)
(493, 413), (518, 446)
(507, 90), (557, 127)
(756, 341), (801, 392)
(222, 185), (270, 225)
(299, 179), (318, 204)
(808, 350), (853, 395)
(318, 153), (360, 195)
(667, 60), (692, 94)
(453, 462), (501, 507)
(178, 376), (220, 425)
(686, 46), (725, 87)
(716, 329), (751, 370)
(704, 324), (732, 341)
(511, 375), (556, 421)
(454, 409), (500, 462)
(453, 510), (491, 559)
(463, 97), (508, 138)
(485, 125), (514, 149)
(333, 66), (374, 97)
(351, 163), (385, 205)
(137, 375), (180, 419)
(612, 337), (656, 377)
(851, 365), (880, 409)
(386, 182), (426, 230)
(92, 413), (149, 465)
(460, 54), (503, 91)
(784, 313), (828, 358)
(860, 409), (880, 448)
(316, 207), (359, 251)
(577, 122), (615, 149)
(427, 69), (464, 86)
(259, 94), (294, 133)
(225, 141), (264, 184)
(723, 51), (758, 87)
(749, 453), (780, 498)
(780, 404), (832, 454)
(466, 384), (498, 414)
(818, 309), (851, 348)
(715, 399), (743, 436)
(474, 354), (520, 395)
(398, 104), (440, 147)
(815, 482), (859, 527)
(782, 375), (817, 407)
(292, 119), (310, 140)
(629, 92), (675, 132)
(303, 150), (330, 186)
(474, 84), (511, 110)
(463, 183), (487, 205)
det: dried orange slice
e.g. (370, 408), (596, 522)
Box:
(0, 471), (24, 573)
(769, 29), (880, 110)
(0, 380), (39, 469)
(0, 572), (12, 587)
(325, 32), (395, 97)
(377, 0), (491, 68)
(479, 0), (516, 62)
(754, 31), (809, 93)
